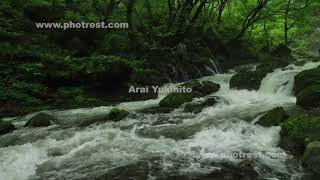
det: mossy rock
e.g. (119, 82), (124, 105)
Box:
(0, 120), (15, 135)
(108, 108), (129, 121)
(256, 107), (288, 127)
(294, 67), (320, 95)
(184, 97), (217, 113)
(24, 112), (55, 127)
(230, 63), (275, 91)
(302, 141), (320, 174)
(159, 92), (199, 108)
(160, 80), (220, 108)
(296, 85), (320, 108)
(280, 113), (320, 153)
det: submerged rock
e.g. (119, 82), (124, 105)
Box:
(280, 113), (320, 153)
(159, 80), (220, 108)
(302, 141), (320, 174)
(24, 112), (55, 127)
(0, 120), (15, 135)
(184, 97), (217, 113)
(296, 85), (320, 108)
(256, 107), (288, 127)
(79, 108), (129, 127)
(293, 66), (320, 95)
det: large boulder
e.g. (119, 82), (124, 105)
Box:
(159, 80), (220, 108)
(280, 113), (320, 153)
(0, 120), (15, 135)
(296, 85), (320, 108)
(184, 97), (217, 113)
(159, 92), (199, 108)
(230, 64), (274, 90)
(302, 141), (320, 174)
(293, 67), (320, 95)
(256, 107), (288, 127)
(24, 112), (56, 127)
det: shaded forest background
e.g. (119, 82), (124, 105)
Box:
(0, 0), (319, 116)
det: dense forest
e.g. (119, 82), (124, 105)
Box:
(1, 0), (319, 116)
(1, 0), (320, 180)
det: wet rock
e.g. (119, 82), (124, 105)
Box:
(0, 120), (15, 135)
(159, 92), (200, 108)
(108, 108), (129, 121)
(24, 112), (55, 127)
(293, 66), (320, 95)
(229, 63), (276, 91)
(256, 107), (289, 127)
(197, 81), (220, 96)
(296, 85), (320, 108)
(184, 97), (217, 113)
(79, 108), (129, 126)
(159, 80), (220, 108)
(302, 141), (320, 174)
(280, 113), (320, 153)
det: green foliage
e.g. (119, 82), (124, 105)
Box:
(57, 87), (84, 98)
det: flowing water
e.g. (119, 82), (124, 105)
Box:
(1, 62), (320, 180)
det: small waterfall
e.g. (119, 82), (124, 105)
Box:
(209, 58), (221, 74)
(205, 65), (216, 75)
(259, 62), (320, 96)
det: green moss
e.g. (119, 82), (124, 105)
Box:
(184, 98), (217, 113)
(57, 87), (85, 98)
(302, 141), (320, 174)
(0, 120), (15, 135)
(108, 108), (129, 122)
(24, 112), (54, 127)
(296, 85), (320, 108)
(159, 92), (198, 108)
(294, 67), (320, 95)
(256, 107), (288, 127)
(280, 113), (320, 153)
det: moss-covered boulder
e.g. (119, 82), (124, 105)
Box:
(302, 141), (320, 174)
(296, 85), (320, 108)
(293, 67), (320, 95)
(0, 120), (15, 135)
(159, 92), (199, 108)
(108, 108), (129, 121)
(280, 113), (320, 153)
(256, 107), (288, 127)
(197, 81), (220, 96)
(24, 112), (55, 127)
(229, 64), (274, 90)
(159, 80), (220, 108)
(184, 98), (217, 113)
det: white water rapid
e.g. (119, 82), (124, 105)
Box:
(1, 62), (320, 180)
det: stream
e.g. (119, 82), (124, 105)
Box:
(1, 62), (320, 180)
